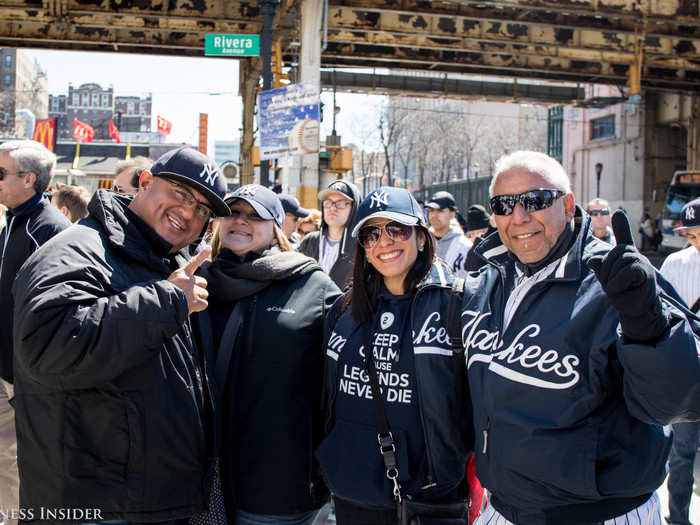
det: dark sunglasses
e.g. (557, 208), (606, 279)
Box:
(358, 221), (414, 249)
(490, 188), (565, 216)
(588, 209), (610, 216)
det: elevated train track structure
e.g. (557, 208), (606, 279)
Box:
(0, 0), (698, 94)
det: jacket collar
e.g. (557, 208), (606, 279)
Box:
(8, 192), (42, 218)
(87, 189), (178, 272)
(418, 258), (455, 289)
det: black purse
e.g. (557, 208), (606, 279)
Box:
(364, 279), (468, 525)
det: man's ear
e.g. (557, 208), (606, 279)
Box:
(59, 206), (71, 220)
(138, 170), (154, 191)
(563, 193), (576, 220)
(23, 172), (36, 190)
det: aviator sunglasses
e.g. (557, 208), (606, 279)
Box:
(489, 188), (565, 216)
(588, 209), (610, 216)
(358, 221), (414, 249)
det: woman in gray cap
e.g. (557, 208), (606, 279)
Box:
(194, 184), (341, 525)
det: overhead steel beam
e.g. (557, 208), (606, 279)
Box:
(326, 7), (700, 60)
(0, 0), (297, 56)
(319, 69), (586, 103)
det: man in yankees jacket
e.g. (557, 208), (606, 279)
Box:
(464, 151), (700, 525)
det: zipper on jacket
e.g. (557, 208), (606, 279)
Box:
(482, 418), (490, 455)
(246, 296), (257, 354)
(0, 215), (15, 281)
(409, 284), (440, 486)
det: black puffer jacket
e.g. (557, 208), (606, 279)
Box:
(12, 190), (210, 524)
(0, 193), (70, 382)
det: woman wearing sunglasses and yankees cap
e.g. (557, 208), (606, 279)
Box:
(316, 186), (474, 525)
(194, 184), (341, 525)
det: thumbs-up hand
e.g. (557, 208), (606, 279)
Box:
(168, 245), (212, 314)
(587, 211), (669, 343)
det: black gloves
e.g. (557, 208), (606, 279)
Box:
(588, 211), (670, 343)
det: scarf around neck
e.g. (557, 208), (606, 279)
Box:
(199, 247), (321, 302)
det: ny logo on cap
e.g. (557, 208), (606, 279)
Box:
(369, 190), (389, 209)
(199, 163), (220, 186)
(238, 186), (258, 197)
(686, 206), (696, 221)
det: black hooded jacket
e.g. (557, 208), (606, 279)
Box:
(0, 193), (70, 383)
(299, 180), (361, 290)
(12, 190), (210, 524)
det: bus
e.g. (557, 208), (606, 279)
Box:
(660, 170), (700, 253)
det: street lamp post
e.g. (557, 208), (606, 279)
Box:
(258, 0), (279, 187)
(595, 162), (603, 198)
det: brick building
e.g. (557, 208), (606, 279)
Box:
(49, 83), (152, 140)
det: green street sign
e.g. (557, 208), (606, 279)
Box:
(205, 34), (260, 57)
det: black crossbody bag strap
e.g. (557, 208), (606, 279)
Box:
(214, 302), (244, 402)
(691, 296), (700, 314)
(364, 326), (403, 502)
(447, 278), (466, 442)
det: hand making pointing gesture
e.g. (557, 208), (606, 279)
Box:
(587, 210), (670, 343)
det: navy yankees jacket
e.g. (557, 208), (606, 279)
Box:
(319, 260), (474, 505)
(462, 208), (700, 524)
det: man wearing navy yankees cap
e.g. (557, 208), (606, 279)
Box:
(465, 151), (700, 525)
(278, 193), (310, 249)
(12, 146), (229, 523)
(660, 197), (700, 525)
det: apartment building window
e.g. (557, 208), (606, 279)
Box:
(82, 93), (89, 106)
(127, 102), (134, 114)
(547, 106), (564, 164)
(4, 55), (10, 67)
(102, 94), (109, 107)
(92, 93), (99, 106)
(3, 74), (10, 86)
(72, 93), (80, 106)
(591, 115), (615, 140)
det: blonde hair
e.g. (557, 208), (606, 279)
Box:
(210, 220), (290, 258)
(587, 198), (610, 210)
(296, 209), (321, 235)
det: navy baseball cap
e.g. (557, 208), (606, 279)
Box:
(674, 197), (700, 231)
(318, 180), (354, 202)
(425, 191), (457, 210)
(351, 187), (425, 237)
(466, 205), (490, 231)
(278, 194), (310, 218)
(150, 146), (230, 217)
(225, 184), (285, 228)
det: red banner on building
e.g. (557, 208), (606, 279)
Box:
(109, 120), (121, 144)
(198, 113), (208, 154)
(73, 119), (95, 142)
(33, 118), (56, 151)
(157, 115), (172, 135)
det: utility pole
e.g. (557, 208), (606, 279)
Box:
(258, 0), (279, 188)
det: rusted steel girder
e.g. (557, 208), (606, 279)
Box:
(0, 0), (298, 56)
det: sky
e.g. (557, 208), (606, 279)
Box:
(23, 48), (384, 154)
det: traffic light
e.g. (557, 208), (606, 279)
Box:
(272, 40), (289, 89)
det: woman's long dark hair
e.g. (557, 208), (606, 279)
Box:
(347, 224), (435, 325)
